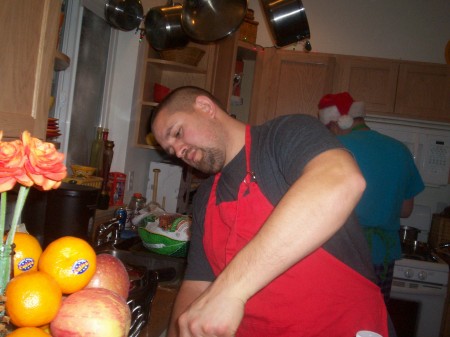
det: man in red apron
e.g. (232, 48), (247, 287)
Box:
(152, 86), (394, 337)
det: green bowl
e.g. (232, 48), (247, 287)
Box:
(138, 227), (189, 258)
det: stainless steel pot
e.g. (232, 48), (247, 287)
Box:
(105, 0), (144, 31)
(401, 240), (437, 262)
(399, 225), (421, 243)
(181, 0), (247, 42)
(144, 1), (189, 51)
(261, 0), (310, 47)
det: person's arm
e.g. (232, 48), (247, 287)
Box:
(400, 198), (414, 218)
(177, 148), (366, 337)
(166, 280), (211, 337)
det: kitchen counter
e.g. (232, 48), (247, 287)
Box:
(138, 285), (178, 337)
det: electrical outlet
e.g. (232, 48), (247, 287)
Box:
(128, 171), (134, 191)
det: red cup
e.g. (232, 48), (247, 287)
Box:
(153, 83), (171, 103)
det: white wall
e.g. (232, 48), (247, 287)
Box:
(109, 0), (450, 203)
(250, 0), (450, 64)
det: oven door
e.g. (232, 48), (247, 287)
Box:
(388, 278), (446, 337)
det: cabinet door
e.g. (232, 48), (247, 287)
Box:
(0, 0), (60, 140)
(333, 56), (399, 114)
(249, 49), (336, 125)
(395, 62), (450, 122)
(211, 33), (263, 122)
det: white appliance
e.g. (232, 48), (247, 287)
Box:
(390, 205), (448, 337)
(391, 256), (448, 337)
(364, 116), (450, 336)
(366, 115), (450, 187)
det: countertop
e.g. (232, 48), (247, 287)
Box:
(138, 285), (178, 337)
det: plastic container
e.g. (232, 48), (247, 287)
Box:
(108, 172), (127, 206)
(22, 183), (99, 248)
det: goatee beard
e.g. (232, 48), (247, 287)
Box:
(190, 147), (224, 174)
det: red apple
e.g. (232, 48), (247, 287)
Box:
(50, 287), (131, 337)
(85, 253), (130, 299)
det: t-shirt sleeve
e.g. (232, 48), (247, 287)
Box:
(404, 146), (425, 199)
(257, 114), (344, 189)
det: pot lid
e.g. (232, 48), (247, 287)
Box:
(181, 0), (247, 42)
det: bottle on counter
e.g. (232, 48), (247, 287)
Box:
(125, 192), (146, 230)
(89, 127), (104, 176)
(97, 140), (115, 210)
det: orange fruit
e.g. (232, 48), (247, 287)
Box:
(38, 236), (97, 294)
(5, 270), (62, 327)
(10, 232), (42, 276)
(7, 327), (51, 336)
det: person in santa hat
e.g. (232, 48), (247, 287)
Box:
(318, 92), (425, 303)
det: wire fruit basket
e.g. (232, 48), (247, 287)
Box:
(159, 47), (205, 66)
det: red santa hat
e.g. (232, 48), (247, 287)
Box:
(318, 92), (365, 130)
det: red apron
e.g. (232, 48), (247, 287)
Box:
(203, 126), (389, 337)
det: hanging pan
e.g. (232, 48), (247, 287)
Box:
(104, 0), (144, 31)
(261, 0), (310, 47)
(181, 0), (247, 42)
(145, 1), (190, 51)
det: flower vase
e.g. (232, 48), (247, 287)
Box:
(0, 243), (15, 336)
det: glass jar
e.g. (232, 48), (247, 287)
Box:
(0, 243), (15, 335)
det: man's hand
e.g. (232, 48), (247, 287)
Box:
(178, 283), (245, 337)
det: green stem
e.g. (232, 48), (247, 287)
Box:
(5, 186), (30, 247)
(0, 192), (5, 243)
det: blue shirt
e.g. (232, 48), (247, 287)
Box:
(338, 130), (425, 264)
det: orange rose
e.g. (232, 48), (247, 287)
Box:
(22, 131), (67, 191)
(0, 131), (33, 193)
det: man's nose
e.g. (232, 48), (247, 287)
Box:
(174, 143), (186, 158)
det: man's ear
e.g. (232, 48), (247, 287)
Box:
(195, 95), (216, 117)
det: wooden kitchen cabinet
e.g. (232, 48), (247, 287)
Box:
(395, 62), (450, 122)
(334, 55), (450, 122)
(0, 0), (61, 140)
(134, 42), (216, 148)
(249, 49), (336, 125)
(333, 55), (399, 114)
(211, 33), (263, 123)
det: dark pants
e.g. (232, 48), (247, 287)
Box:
(373, 262), (395, 304)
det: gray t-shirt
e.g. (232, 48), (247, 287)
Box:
(185, 114), (376, 283)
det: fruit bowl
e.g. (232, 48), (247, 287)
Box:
(71, 164), (96, 178)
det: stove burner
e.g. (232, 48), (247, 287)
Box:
(402, 253), (439, 263)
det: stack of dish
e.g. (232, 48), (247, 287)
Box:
(46, 117), (61, 139)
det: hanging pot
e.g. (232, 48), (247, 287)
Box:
(145, 1), (190, 51)
(181, 0), (247, 42)
(261, 0), (310, 47)
(104, 0), (144, 31)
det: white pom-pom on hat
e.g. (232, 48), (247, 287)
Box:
(318, 92), (365, 130)
(337, 115), (354, 129)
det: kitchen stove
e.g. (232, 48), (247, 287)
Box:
(389, 205), (449, 337)
(391, 247), (448, 337)
(394, 254), (448, 290)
